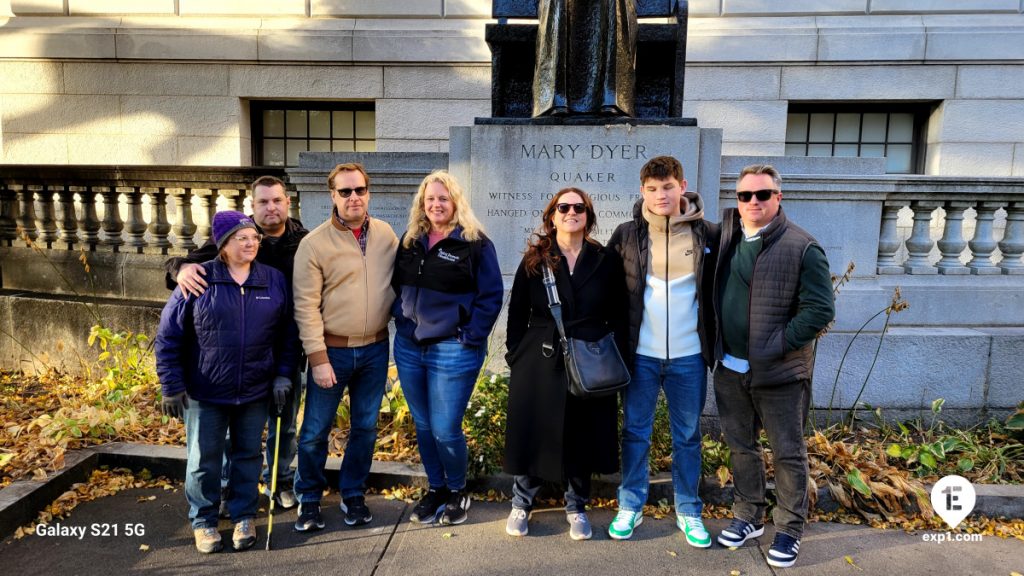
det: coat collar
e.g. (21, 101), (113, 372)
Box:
(204, 258), (270, 287)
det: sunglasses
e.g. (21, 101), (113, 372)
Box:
(736, 189), (778, 203)
(335, 186), (368, 198)
(555, 203), (586, 214)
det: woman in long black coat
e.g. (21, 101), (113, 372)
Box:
(503, 187), (629, 540)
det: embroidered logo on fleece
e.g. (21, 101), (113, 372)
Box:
(437, 249), (460, 263)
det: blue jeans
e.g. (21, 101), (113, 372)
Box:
(294, 340), (388, 502)
(262, 367), (303, 488)
(393, 334), (485, 492)
(221, 368), (302, 491)
(618, 352), (706, 516)
(184, 398), (268, 529)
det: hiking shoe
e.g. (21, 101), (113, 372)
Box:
(410, 487), (450, 524)
(232, 519), (257, 551)
(567, 512), (592, 541)
(505, 507), (529, 537)
(294, 502), (325, 532)
(676, 514), (712, 548)
(193, 527), (223, 554)
(717, 518), (765, 548)
(263, 486), (298, 510)
(766, 532), (801, 568)
(440, 490), (471, 526)
(341, 495), (372, 526)
(608, 509), (642, 540)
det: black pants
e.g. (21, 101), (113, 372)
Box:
(714, 367), (811, 538)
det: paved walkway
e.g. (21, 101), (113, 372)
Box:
(3, 487), (1021, 576)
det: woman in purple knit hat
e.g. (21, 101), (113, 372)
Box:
(156, 210), (298, 553)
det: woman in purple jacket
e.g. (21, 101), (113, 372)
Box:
(156, 211), (297, 554)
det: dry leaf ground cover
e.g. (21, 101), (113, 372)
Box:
(2, 363), (1023, 542)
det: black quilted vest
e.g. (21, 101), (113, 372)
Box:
(714, 207), (819, 387)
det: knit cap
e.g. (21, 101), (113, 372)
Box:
(212, 210), (258, 251)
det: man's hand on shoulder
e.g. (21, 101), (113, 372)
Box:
(176, 263), (209, 298)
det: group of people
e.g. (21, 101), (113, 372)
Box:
(155, 156), (834, 569)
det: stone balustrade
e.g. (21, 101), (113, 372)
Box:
(0, 165), (292, 254)
(878, 192), (1023, 276)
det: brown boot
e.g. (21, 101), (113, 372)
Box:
(193, 527), (223, 554)
(232, 519), (257, 551)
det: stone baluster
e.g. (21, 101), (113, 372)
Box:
(876, 201), (904, 274)
(147, 187), (172, 253)
(124, 187), (148, 252)
(0, 185), (18, 246)
(171, 188), (198, 251)
(997, 201), (1024, 274)
(966, 202), (1002, 275)
(57, 187), (80, 249)
(289, 191), (301, 221)
(196, 190), (217, 245)
(37, 186), (59, 247)
(935, 201), (972, 275)
(17, 186), (38, 242)
(902, 200), (940, 274)
(78, 187), (101, 249)
(100, 187), (125, 250)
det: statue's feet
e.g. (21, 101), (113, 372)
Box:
(548, 106), (569, 117)
(600, 105), (628, 116)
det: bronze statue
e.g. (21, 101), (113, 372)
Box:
(532, 0), (638, 118)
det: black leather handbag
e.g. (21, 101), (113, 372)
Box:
(542, 265), (630, 398)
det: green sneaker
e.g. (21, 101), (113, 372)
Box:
(608, 509), (642, 540)
(677, 514), (712, 548)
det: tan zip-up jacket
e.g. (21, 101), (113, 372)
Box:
(293, 215), (398, 367)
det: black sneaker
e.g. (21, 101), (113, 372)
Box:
(294, 502), (325, 532)
(766, 532), (801, 568)
(439, 490), (470, 526)
(717, 518), (765, 548)
(409, 487), (450, 524)
(340, 495), (372, 526)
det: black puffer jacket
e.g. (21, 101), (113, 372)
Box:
(606, 195), (719, 366)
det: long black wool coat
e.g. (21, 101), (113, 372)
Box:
(503, 240), (629, 482)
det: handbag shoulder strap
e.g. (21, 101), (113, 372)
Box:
(540, 265), (568, 344)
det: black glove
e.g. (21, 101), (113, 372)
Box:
(272, 376), (292, 412)
(162, 391), (189, 419)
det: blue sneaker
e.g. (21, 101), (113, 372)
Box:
(766, 532), (801, 568)
(717, 518), (764, 548)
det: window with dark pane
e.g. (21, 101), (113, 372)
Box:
(251, 101), (376, 167)
(784, 104), (932, 174)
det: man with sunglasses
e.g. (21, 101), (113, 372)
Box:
(712, 164), (834, 568)
(606, 156), (719, 548)
(164, 175), (309, 514)
(291, 163), (398, 532)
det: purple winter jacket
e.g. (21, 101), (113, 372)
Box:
(155, 259), (298, 405)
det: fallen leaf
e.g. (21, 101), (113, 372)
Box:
(1011, 572), (1022, 576)
(139, 544), (150, 551)
(442, 532), (454, 539)
(730, 571), (741, 576)
(136, 495), (156, 503)
(666, 550), (677, 557)
(845, 555), (863, 571)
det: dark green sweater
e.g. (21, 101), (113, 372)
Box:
(721, 235), (832, 359)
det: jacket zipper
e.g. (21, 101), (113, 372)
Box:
(237, 284), (245, 405)
(664, 214), (669, 362)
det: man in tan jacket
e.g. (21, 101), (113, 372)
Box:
(292, 162), (398, 532)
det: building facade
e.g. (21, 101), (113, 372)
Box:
(1, 0), (1022, 176)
